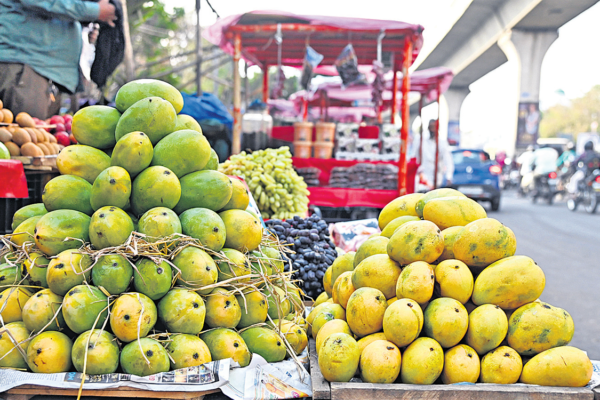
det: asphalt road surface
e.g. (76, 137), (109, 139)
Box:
(488, 191), (600, 360)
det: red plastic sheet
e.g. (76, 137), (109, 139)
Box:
(307, 187), (399, 208)
(0, 160), (28, 199)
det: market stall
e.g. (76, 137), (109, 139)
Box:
(204, 10), (424, 195)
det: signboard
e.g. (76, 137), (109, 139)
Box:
(447, 120), (460, 146)
(516, 102), (540, 147)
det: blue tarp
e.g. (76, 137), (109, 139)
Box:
(180, 92), (233, 131)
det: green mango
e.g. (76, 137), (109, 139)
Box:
(90, 166), (131, 211)
(133, 258), (172, 301)
(137, 207), (182, 242)
(91, 255), (132, 295)
(111, 131), (154, 178)
(131, 166), (181, 216)
(174, 170), (233, 214)
(35, 211), (90, 256)
(172, 247), (217, 295)
(179, 208), (226, 251)
(216, 248), (250, 283)
(56, 145), (111, 184)
(115, 79), (184, 113)
(62, 285), (109, 333)
(46, 250), (92, 296)
(202, 149), (219, 171)
(115, 97), (176, 144)
(89, 206), (134, 250)
(166, 334), (211, 370)
(71, 105), (120, 149)
(71, 329), (120, 374)
(11, 216), (41, 246)
(42, 175), (93, 215)
(158, 288), (205, 334)
(240, 327), (286, 363)
(152, 129), (211, 178)
(0, 263), (21, 291)
(174, 114), (202, 133)
(22, 289), (65, 332)
(11, 203), (47, 231)
(120, 338), (170, 377)
(200, 328), (251, 367)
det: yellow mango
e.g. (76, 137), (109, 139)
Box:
(313, 291), (330, 307)
(357, 332), (388, 355)
(415, 188), (466, 219)
(383, 298), (423, 348)
(507, 301), (574, 355)
(437, 226), (464, 262)
(423, 196), (487, 230)
(441, 344), (480, 384)
(388, 220), (444, 265)
(330, 252), (355, 290)
(316, 319), (352, 355)
(378, 193), (423, 229)
(480, 346), (522, 384)
(434, 259), (473, 304)
(353, 236), (389, 267)
(332, 271), (355, 309)
(352, 254), (401, 299)
(453, 218), (516, 268)
(380, 215), (421, 238)
(346, 287), (388, 338)
(323, 266), (333, 297)
(360, 340), (401, 383)
(465, 304), (508, 355)
(396, 261), (435, 306)
(423, 298), (468, 348)
(318, 333), (360, 382)
(400, 337), (444, 384)
(520, 346), (593, 387)
(472, 255), (545, 310)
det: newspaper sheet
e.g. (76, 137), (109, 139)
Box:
(0, 359), (230, 393)
(221, 352), (312, 400)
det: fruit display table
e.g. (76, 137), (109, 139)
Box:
(2, 385), (219, 400)
(308, 340), (597, 400)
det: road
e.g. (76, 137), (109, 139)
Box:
(488, 191), (600, 360)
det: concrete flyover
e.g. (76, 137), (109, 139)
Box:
(413, 0), (599, 152)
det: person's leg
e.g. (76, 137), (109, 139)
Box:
(0, 63), (52, 119)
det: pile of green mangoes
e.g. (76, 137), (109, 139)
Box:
(0, 79), (308, 377)
(219, 147), (310, 220)
(311, 188), (593, 388)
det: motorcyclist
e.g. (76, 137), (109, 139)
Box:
(556, 142), (576, 170)
(528, 145), (559, 198)
(567, 141), (600, 194)
(517, 145), (536, 195)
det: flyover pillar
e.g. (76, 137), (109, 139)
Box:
(445, 87), (469, 146)
(510, 29), (558, 149)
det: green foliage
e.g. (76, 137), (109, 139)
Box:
(539, 85), (600, 138)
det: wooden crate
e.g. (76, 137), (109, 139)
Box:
(308, 339), (596, 400)
(2, 384), (220, 400)
(12, 155), (58, 169)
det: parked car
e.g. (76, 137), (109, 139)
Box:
(446, 149), (502, 211)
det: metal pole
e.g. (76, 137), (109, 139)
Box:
(391, 69), (398, 124)
(418, 96), (423, 164)
(232, 33), (242, 154)
(398, 38), (413, 196)
(262, 65), (269, 103)
(244, 61), (249, 109)
(434, 80), (441, 188)
(195, 0), (202, 96)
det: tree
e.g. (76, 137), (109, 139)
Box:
(539, 85), (600, 138)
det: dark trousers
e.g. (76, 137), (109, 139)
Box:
(0, 62), (61, 119)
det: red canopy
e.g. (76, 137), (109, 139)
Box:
(289, 66), (454, 108)
(204, 10), (424, 68)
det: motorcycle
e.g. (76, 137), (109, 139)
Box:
(567, 168), (600, 214)
(530, 171), (559, 205)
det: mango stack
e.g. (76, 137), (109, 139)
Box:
(0, 79), (308, 377)
(312, 188), (593, 387)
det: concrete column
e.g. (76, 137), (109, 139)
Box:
(511, 29), (558, 102)
(510, 29), (558, 150)
(445, 87), (469, 146)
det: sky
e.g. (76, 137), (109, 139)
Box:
(170, 0), (600, 151)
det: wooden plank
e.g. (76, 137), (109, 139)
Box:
(330, 382), (594, 400)
(3, 385), (220, 399)
(593, 387), (599, 400)
(309, 339), (331, 400)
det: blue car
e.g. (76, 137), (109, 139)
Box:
(447, 149), (502, 211)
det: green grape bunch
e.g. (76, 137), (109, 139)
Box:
(219, 147), (310, 220)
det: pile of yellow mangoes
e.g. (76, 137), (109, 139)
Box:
(310, 188), (592, 387)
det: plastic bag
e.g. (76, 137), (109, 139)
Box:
(300, 46), (324, 90)
(335, 44), (364, 87)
